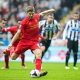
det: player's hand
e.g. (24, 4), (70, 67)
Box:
(41, 37), (47, 40)
(43, 37), (47, 40)
(39, 37), (42, 41)
(52, 36), (58, 40)
(39, 36), (46, 41)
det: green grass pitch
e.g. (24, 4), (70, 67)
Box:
(0, 62), (80, 80)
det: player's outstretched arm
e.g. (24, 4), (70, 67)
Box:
(53, 21), (70, 40)
(53, 26), (64, 40)
(53, 30), (62, 40)
(40, 9), (55, 16)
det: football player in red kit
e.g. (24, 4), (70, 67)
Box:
(0, 19), (26, 69)
(6, 6), (55, 77)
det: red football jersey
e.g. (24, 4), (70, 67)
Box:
(20, 14), (40, 41)
(2, 25), (19, 46)
(2, 25), (18, 37)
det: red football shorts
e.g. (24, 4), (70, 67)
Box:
(14, 39), (39, 55)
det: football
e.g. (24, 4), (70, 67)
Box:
(30, 69), (40, 77)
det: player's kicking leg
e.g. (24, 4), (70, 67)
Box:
(33, 48), (48, 77)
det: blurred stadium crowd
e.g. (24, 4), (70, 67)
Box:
(0, 0), (80, 46)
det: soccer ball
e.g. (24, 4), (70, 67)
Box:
(30, 69), (40, 77)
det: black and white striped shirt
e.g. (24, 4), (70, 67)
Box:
(39, 20), (60, 40)
(65, 20), (80, 41)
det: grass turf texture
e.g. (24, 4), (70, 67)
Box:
(0, 62), (80, 80)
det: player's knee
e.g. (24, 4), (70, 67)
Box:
(11, 53), (19, 60)
(34, 49), (42, 58)
(11, 56), (16, 60)
(74, 53), (77, 57)
(66, 51), (70, 57)
(67, 51), (71, 55)
(68, 49), (71, 53)
(40, 46), (45, 52)
(11, 57), (16, 60)
(36, 53), (41, 58)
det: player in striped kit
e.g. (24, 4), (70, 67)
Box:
(64, 12), (80, 70)
(39, 13), (60, 59)
(53, 12), (80, 70)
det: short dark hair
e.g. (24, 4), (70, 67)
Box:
(26, 6), (34, 12)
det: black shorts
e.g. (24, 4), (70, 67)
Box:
(40, 40), (46, 46)
(67, 39), (78, 53)
(40, 39), (51, 47)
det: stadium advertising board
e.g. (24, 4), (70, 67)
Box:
(0, 39), (80, 62)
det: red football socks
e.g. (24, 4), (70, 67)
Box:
(35, 58), (42, 71)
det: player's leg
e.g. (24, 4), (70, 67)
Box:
(2, 46), (17, 69)
(33, 39), (51, 62)
(10, 41), (29, 60)
(4, 54), (9, 69)
(1, 49), (10, 69)
(65, 51), (71, 69)
(3, 46), (19, 60)
(73, 52), (78, 70)
(73, 41), (78, 70)
(33, 48), (42, 71)
(10, 53), (19, 60)
(65, 39), (72, 69)
(33, 48), (47, 77)
(1, 54), (9, 69)
(31, 41), (48, 77)
(41, 40), (51, 59)
(40, 46), (45, 52)
(21, 53), (25, 66)
(33, 46), (45, 63)
(20, 53), (27, 69)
